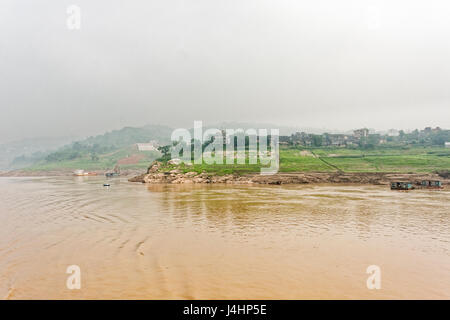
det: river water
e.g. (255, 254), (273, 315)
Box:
(0, 177), (448, 299)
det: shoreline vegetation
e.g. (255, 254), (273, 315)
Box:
(2, 124), (449, 187)
(128, 159), (450, 186)
(133, 142), (450, 186)
(1, 145), (449, 187)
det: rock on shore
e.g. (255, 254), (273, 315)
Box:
(128, 161), (449, 186)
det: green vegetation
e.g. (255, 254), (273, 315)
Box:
(21, 125), (171, 171)
(279, 146), (450, 173)
(16, 125), (450, 174)
(162, 145), (450, 175)
(36, 144), (447, 175)
(178, 163), (262, 175)
(26, 145), (160, 171)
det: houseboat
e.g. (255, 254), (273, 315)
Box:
(419, 180), (443, 189)
(390, 182), (414, 190)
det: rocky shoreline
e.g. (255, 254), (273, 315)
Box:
(128, 161), (450, 186)
(2, 162), (448, 187)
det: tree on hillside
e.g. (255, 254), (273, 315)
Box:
(90, 153), (99, 161)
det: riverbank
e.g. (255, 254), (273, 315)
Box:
(2, 163), (448, 187)
(0, 169), (142, 177)
(128, 162), (449, 186)
(130, 171), (449, 186)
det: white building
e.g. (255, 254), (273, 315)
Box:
(445, 142), (450, 148)
(387, 129), (399, 137)
(353, 128), (369, 139)
(136, 141), (158, 151)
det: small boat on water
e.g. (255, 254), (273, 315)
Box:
(105, 165), (121, 178)
(390, 182), (414, 190)
(73, 169), (98, 176)
(105, 172), (120, 178)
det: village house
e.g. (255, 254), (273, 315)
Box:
(323, 133), (351, 147)
(135, 140), (158, 151)
(422, 126), (441, 134)
(279, 136), (291, 145)
(387, 129), (399, 136)
(290, 132), (313, 146)
(353, 128), (369, 139)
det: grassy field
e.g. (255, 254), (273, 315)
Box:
(299, 146), (450, 173)
(25, 145), (450, 174)
(181, 146), (450, 175)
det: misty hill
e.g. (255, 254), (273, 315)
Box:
(79, 124), (173, 149)
(0, 136), (78, 170)
(13, 124), (173, 171)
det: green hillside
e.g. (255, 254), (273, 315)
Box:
(21, 124), (173, 171)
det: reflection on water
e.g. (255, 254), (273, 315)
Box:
(0, 177), (449, 299)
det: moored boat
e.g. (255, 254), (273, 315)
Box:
(73, 169), (97, 176)
(418, 180), (443, 189)
(390, 182), (414, 190)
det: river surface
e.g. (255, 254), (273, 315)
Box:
(0, 177), (449, 299)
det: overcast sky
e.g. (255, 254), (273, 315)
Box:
(0, 0), (449, 143)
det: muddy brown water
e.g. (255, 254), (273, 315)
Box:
(0, 177), (448, 299)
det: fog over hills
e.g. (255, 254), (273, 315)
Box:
(0, 136), (78, 170)
(1, 1), (450, 144)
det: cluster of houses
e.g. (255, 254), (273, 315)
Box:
(280, 126), (450, 148)
(134, 127), (449, 150)
(280, 128), (373, 147)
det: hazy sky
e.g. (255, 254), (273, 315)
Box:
(1, 0), (449, 143)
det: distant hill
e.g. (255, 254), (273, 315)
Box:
(14, 124), (174, 171)
(0, 136), (78, 170)
(80, 124), (173, 149)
